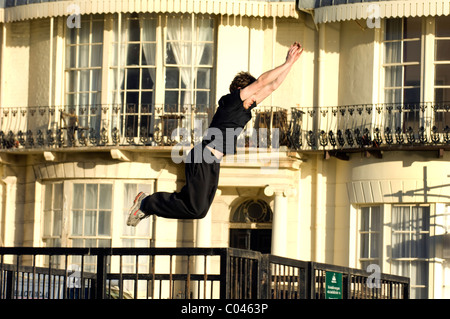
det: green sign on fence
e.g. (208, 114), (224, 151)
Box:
(325, 271), (343, 299)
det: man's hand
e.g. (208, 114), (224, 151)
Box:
(286, 42), (303, 65)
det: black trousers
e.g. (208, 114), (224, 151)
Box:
(140, 142), (221, 219)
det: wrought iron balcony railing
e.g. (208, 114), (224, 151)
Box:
(297, 102), (450, 152)
(0, 104), (289, 151)
(0, 102), (448, 154)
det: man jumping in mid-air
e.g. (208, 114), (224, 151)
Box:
(127, 42), (303, 226)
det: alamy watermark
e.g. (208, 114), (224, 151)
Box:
(367, 264), (381, 289)
(170, 120), (281, 173)
(366, 4), (381, 29)
(66, 4), (81, 29)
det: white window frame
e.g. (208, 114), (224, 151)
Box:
(41, 179), (154, 249)
(357, 205), (383, 271)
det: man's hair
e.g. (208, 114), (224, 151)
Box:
(229, 72), (256, 93)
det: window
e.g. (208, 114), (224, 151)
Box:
(65, 14), (104, 132)
(42, 183), (63, 247)
(121, 183), (154, 248)
(165, 14), (215, 139)
(434, 15), (450, 130)
(359, 206), (382, 271)
(383, 18), (422, 131)
(391, 205), (430, 299)
(71, 183), (113, 248)
(109, 13), (215, 142)
(110, 13), (157, 139)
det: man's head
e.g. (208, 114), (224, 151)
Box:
(229, 72), (256, 93)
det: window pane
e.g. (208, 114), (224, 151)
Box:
(165, 91), (179, 106)
(53, 211), (62, 236)
(126, 68), (140, 90)
(436, 16), (450, 37)
(165, 68), (180, 88)
(52, 184), (64, 204)
(142, 43), (156, 66)
(99, 184), (112, 210)
(84, 211), (97, 236)
(43, 210), (52, 236)
(92, 20), (104, 43)
(141, 68), (154, 90)
(98, 211), (111, 236)
(91, 45), (102, 67)
(66, 46), (76, 68)
(404, 41), (421, 63)
(404, 87), (421, 104)
(85, 184), (98, 210)
(404, 65), (420, 87)
(73, 184), (84, 209)
(384, 42), (401, 64)
(66, 70), (77, 93)
(127, 18), (140, 42)
(78, 45), (89, 68)
(385, 89), (402, 104)
(404, 18), (422, 39)
(198, 43), (213, 65)
(435, 88), (450, 103)
(72, 210), (83, 235)
(196, 69), (211, 89)
(44, 184), (53, 211)
(79, 20), (90, 44)
(127, 43), (140, 65)
(436, 40), (450, 61)
(360, 234), (369, 258)
(370, 233), (380, 258)
(79, 69), (90, 92)
(165, 43), (177, 64)
(385, 66), (402, 87)
(435, 64), (450, 86)
(385, 19), (402, 41)
(371, 207), (381, 231)
(196, 91), (209, 106)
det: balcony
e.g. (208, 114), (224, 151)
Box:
(0, 247), (409, 300)
(298, 102), (450, 158)
(0, 102), (448, 157)
(0, 104), (290, 152)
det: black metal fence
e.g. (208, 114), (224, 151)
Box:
(0, 247), (409, 300)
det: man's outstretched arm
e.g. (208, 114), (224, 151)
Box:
(241, 42), (303, 109)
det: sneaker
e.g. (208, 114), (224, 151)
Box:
(126, 192), (148, 227)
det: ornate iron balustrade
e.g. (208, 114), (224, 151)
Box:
(0, 104), (292, 151)
(296, 102), (450, 151)
(0, 102), (448, 153)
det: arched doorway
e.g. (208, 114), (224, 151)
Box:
(229, 198), (273, 254)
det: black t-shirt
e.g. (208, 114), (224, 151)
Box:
(202, 90), (256, 155)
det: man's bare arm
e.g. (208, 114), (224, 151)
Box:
(242, 43), (303, 109)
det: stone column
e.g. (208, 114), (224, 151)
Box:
(264, 186), (295, 258)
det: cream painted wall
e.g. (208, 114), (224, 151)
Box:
(3, 21), (30, 107)
(338, 20), (375, 106)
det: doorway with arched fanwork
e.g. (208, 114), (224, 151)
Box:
(229, 198), (273, 254)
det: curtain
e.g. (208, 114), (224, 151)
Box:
(111, 14), (128, 133)
(166, 15), (210, 140)
(391, 206), (429, 298)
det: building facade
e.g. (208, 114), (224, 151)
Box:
(0, 0), (448, 299)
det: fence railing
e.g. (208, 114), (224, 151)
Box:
(0, 247), (409, 300)
(1, 102), (447, 153)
